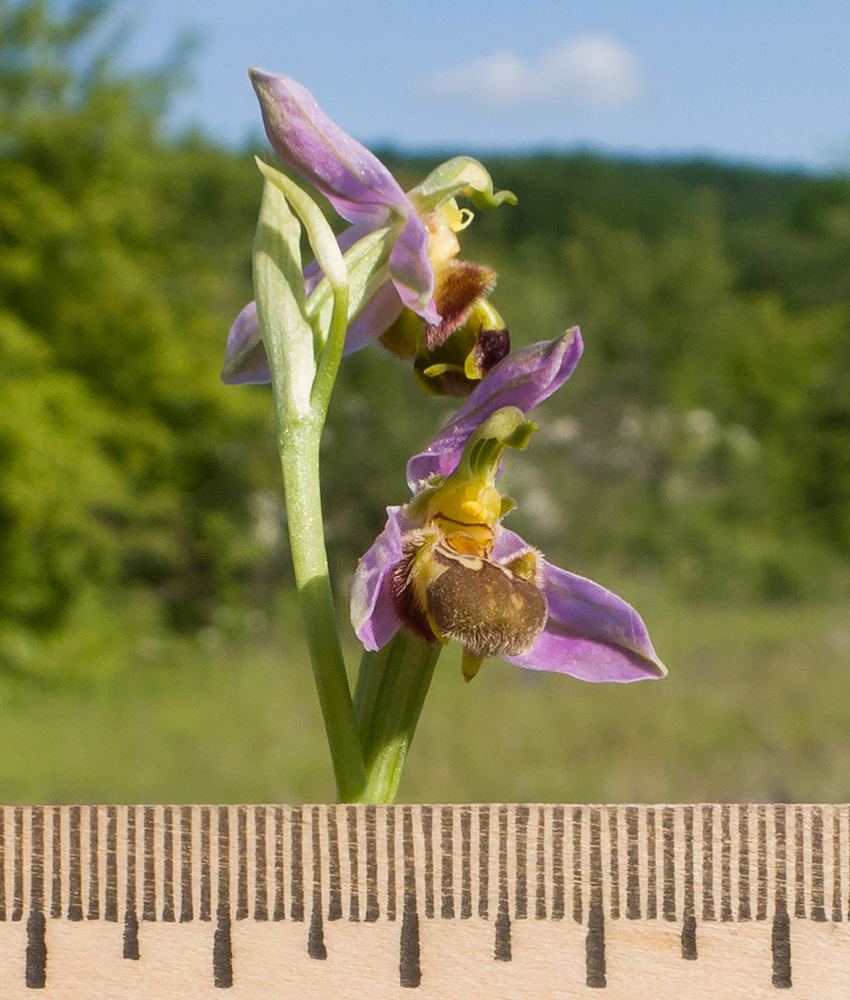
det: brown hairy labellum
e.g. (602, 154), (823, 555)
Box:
(424, 260), (497, 350)
(390, 529), (548, 660)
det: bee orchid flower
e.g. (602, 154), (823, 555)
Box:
(223, 70), (515, 388)
(350, 329), (666, 684)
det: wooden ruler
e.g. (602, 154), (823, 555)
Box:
(0, 804), (847, 998)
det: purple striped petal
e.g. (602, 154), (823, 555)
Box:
(406, 328), (583, 488)
(387, 213), (439, 324)
(494, 529), (666, 682)
(350, 506), (409, 651)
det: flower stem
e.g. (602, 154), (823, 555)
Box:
(278, 418), (366, 802)
(354, 632), (442, 803)
(253, 174), (365, 802)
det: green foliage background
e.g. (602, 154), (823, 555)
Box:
(0, 0), (849, 801)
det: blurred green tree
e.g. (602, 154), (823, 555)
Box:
(0, 0), (280, 670)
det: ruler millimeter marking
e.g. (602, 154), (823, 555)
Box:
(0, 804), (848, 995)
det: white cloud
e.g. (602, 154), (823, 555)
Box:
(423, 36), (643, 111)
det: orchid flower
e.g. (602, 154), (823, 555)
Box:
(222, 70), (516, 389)
(350, 329), (666, 683)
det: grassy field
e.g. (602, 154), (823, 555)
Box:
(0, 582), (848, 805)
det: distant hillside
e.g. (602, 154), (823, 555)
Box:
(379, 150), (850, 310)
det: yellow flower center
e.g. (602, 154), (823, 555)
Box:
(423, 476), (502, 534)
(426, 199), (474, 270)
(431, 517), (495, 558)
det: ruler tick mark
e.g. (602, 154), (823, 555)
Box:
(200, 807), (211, 922)
(535, 807), (546, 920)
(757, 805), (768, 921)
(441, 806), (454, 920)
(213, 910), (233, 988)
(291, 807), (304, 922)
(400, 807), (421, 988)
(477, 806), (489, 920)
(702, 806), (715, 921)
(162, 806), (174, 922)
(346, 805), (359, 922)
(105, 805), (118, 922)
(515, 805), (528, 920)
(236, 807), (248, 921)
(587, 808), (606, 987)
(308, 807), (327, 959)
(625, 806), (640, 920)
(26, 808), (47, 989)
(795, 806), (805, 919)
(608, 806), (620, 920)
(738, 805), (751, 922)
(400, 910), (421, 988)
(180, 806), (193, 923)
(572, 807), (583, 923)
(253, 806), (268, 922)
(326, 807), (341, 922)
(68, 806), (83, 921)
(0, 809), (6, 921)
(386, 807), (397, 922)
(142, 806), (155, 922)
(50, 807), (60, 921)
(421, 806), (434, 920)
(772, 907), (792, 989)
(123, 807), (139, 960)
(26, 910), (47, 990)
(721, 805), (732, 922)
(682, 806), (696, 959)
(365, 805), (379, 922)
(646, 807), (657, 919)
(495, 806), (511, 961)
(462, 806), (473, 920)
(88, 805), (100, 920)
(13, 808), (23, 922)
(811, 806), (826, 921)
(273, 807), (284, 921)
(552, 805), (564, 920)
(832, 810), (842, 923)
(214, 808), (234, 987)
(773, 805), (792, 989)
(662, 807), (675, 922)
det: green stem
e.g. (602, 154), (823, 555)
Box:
(311, 283), (350, 422)
(253, 176), (365, 802)
(354, 632), (442, 803)
(278, 419), (366, 802)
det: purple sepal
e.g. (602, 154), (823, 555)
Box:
(221, 302), (271, 385)
(406, 328), (583, 488)
(343, 282), (405, 355)
(249, 69), (411, 225)
(494, 529), (666, 682)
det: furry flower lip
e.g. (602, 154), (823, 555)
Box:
(350, 329), (667, 683)
(222, 70), (515, 392)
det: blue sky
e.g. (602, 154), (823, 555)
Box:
(121, 0), (850, 170)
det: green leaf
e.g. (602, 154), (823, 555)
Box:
(253, 175), (315, 419)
